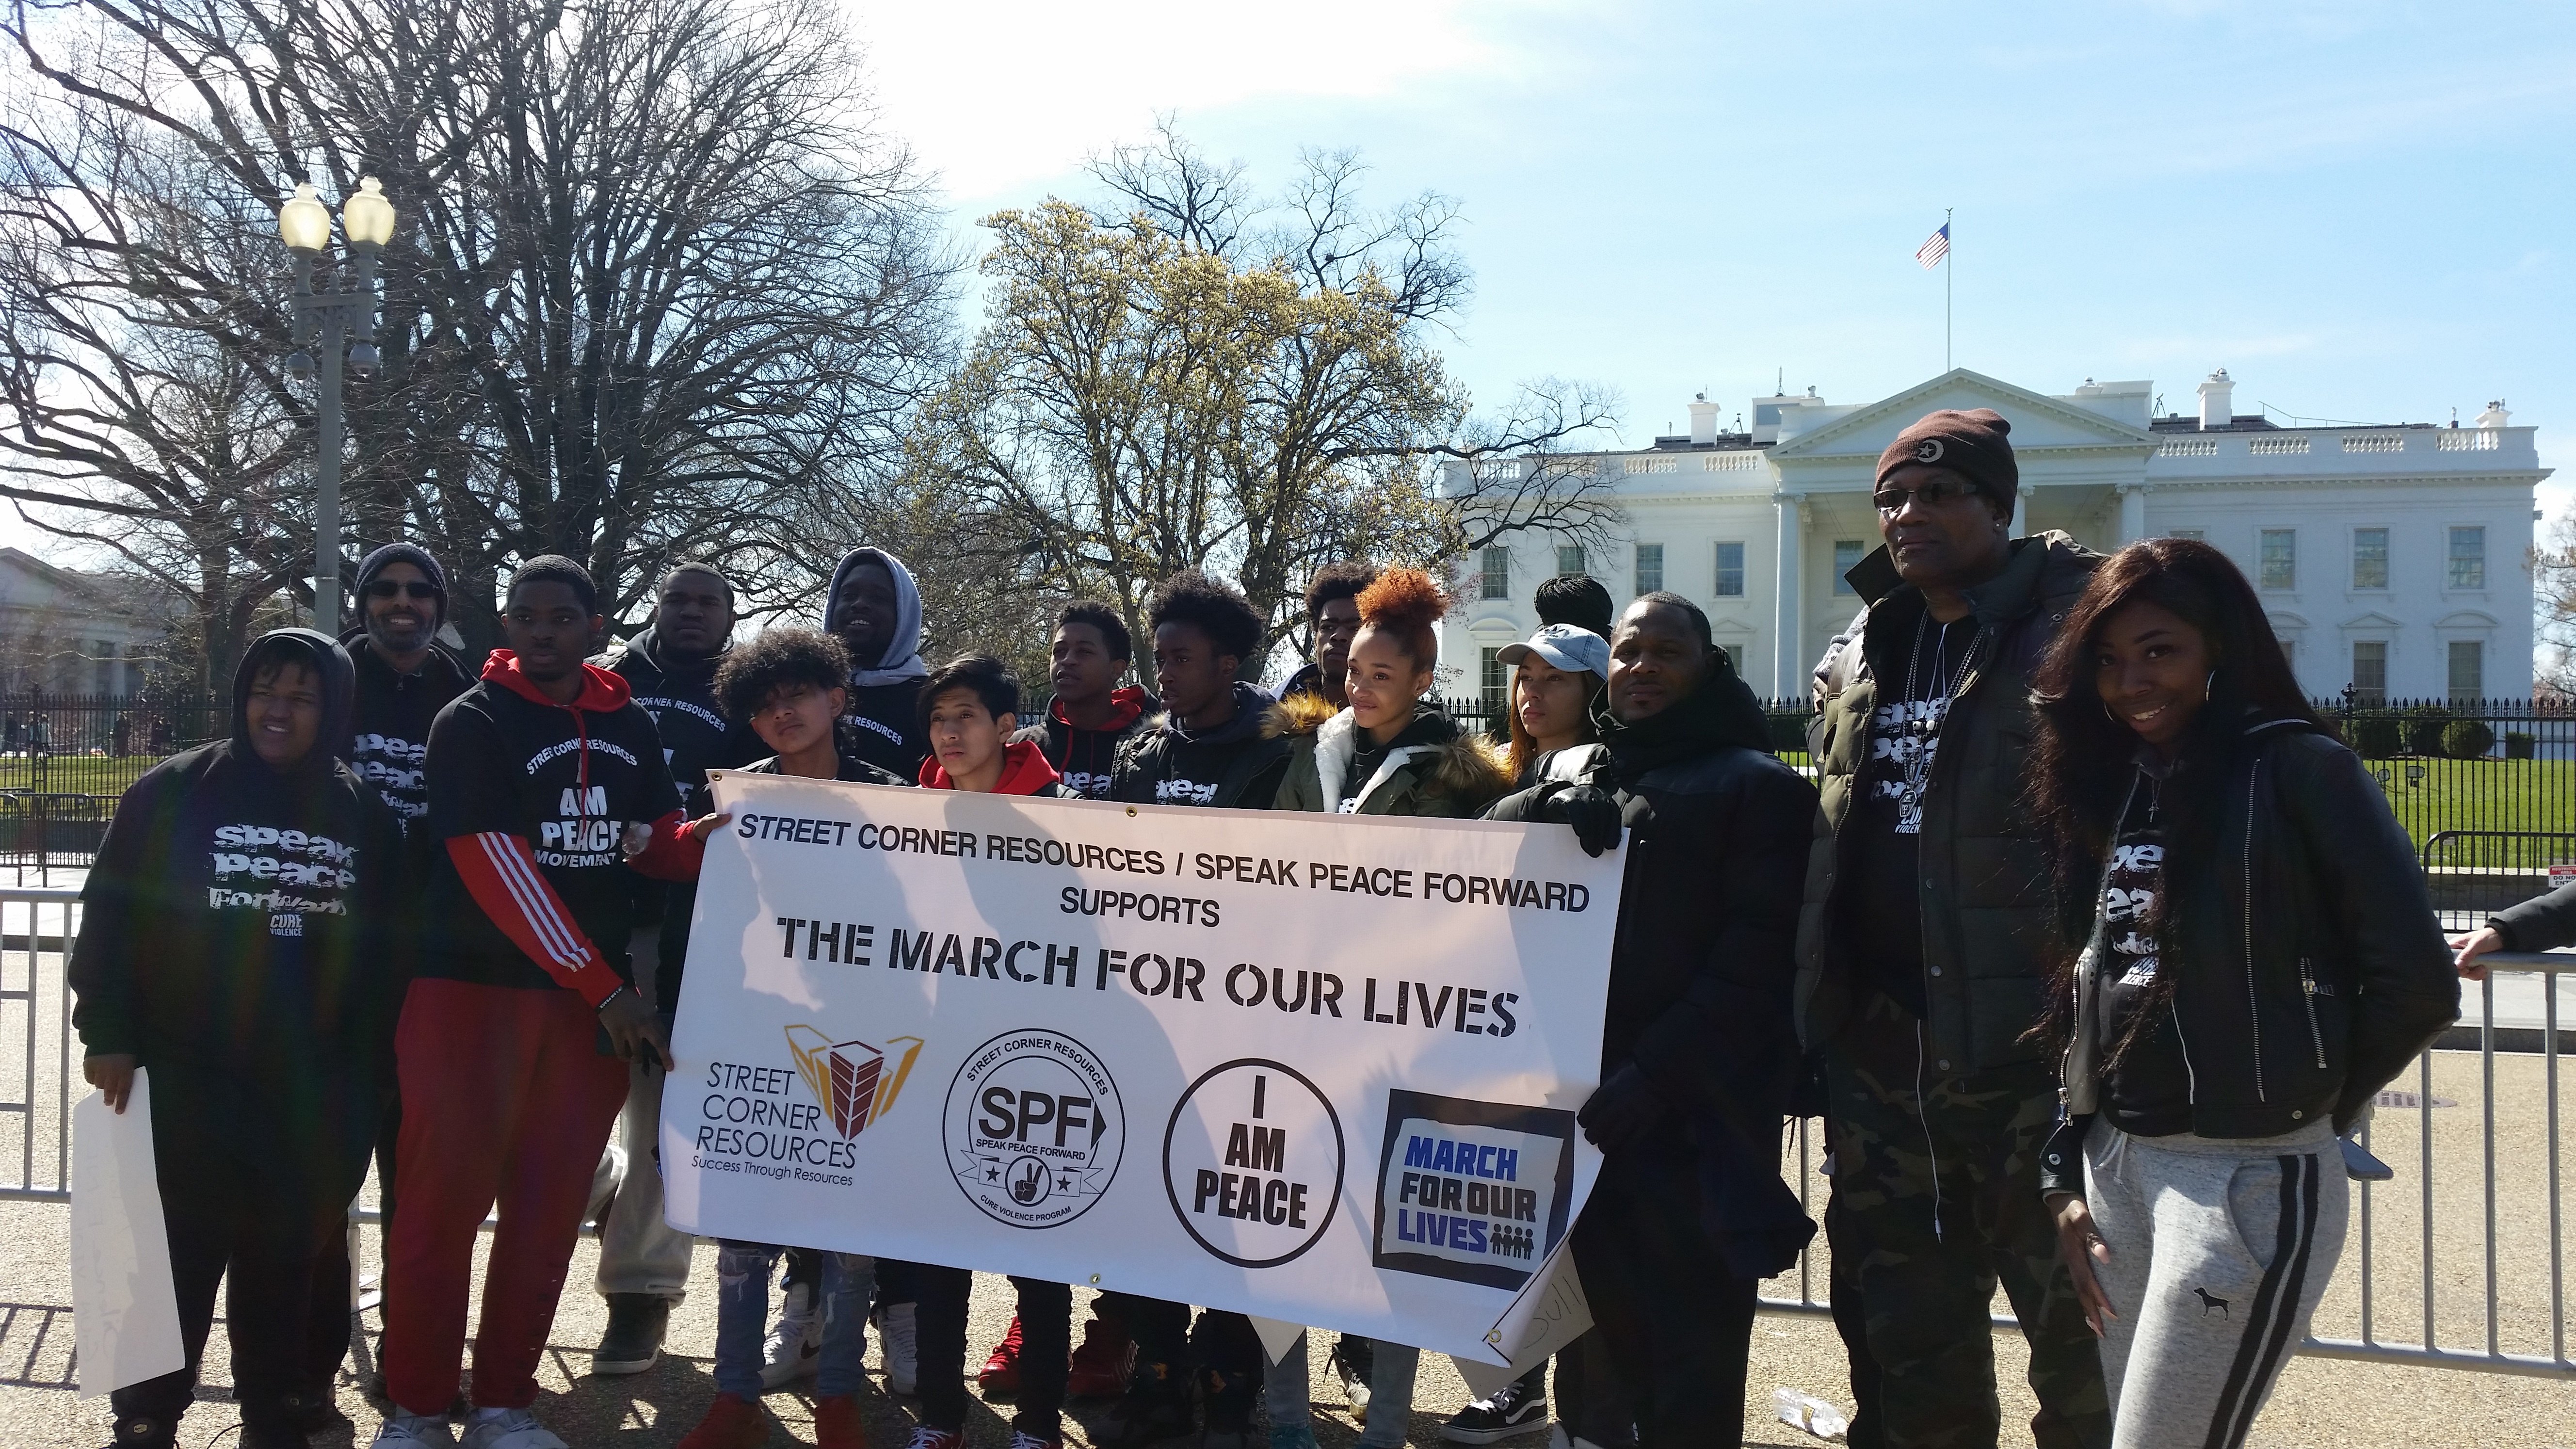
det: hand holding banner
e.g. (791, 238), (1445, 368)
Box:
(663, 773), (1622, 1361)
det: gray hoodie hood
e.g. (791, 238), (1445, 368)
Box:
(823, 546), (929, 687)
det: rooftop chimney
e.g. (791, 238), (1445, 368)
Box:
(2196, 369), (2234, 431)
(1688, 392), (1719, 446)
(2475, 399), (2512, 429)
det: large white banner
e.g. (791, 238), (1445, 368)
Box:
(663, 772), (1621, 1362)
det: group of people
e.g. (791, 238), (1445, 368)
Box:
(69, 406), (2477, 1449)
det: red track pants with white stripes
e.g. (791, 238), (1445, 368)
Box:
(380, 977), (631, 1414)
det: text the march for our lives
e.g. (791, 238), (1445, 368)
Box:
(662, 772), (1620, 1363)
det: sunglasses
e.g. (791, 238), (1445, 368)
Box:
(1871, 477), (1986, 514)
(366, 580), (439, 600)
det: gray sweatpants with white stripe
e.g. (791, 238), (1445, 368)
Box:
(2082, 1120), (2345, 1449)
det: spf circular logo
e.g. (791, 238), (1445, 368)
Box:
(944, 1028), (1124, 1229)
(1162, 1059), (1344, 1268)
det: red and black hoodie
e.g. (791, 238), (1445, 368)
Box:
(419, 650), (695, 1004)
(1012, 686), (1153, 800)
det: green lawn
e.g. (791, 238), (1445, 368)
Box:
(2358, 755), (2576, 853)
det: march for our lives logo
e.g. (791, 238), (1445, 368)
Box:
(1371, 1089), (1576, 1291)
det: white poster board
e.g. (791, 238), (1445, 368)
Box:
(664, 774), (1621, 1362)
(71, 1068), (184, 1398)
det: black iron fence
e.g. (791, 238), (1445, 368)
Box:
(0, 691), (2564, 864)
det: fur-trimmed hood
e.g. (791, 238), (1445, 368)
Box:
(1265, 698), (1513, 816)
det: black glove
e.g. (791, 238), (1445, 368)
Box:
(1577, 1063), (1660, 1151)
(1540, 783), (1624, 857)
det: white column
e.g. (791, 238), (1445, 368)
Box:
(1772, 492), (1806, 699)
(2010, 485), (2029, 540)
(2117, 484), (2148, 545)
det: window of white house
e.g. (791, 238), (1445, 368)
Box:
(1556, 545), (1586, 578)
(1634, 543), (1663, 595)
(2258, 529), (2296, 590)
(1720, 644), (1746, 677)
(2167, 529), (2205, 540)
(2448, 640), (2484, 702)
(1713, 541), (1746, 597)
(1480, 546), (1510, 601)
(2449, 527), (2486, 590)
(1832, 540), (1865, 595)
(2351, 640), (2387, 705)
(2351, 528), (2389, 590)
(1481, 647), (1508, 719)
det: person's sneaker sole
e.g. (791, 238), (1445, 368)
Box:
(1441, 1413), (1551, 1446)
(589, 1349), (660, 1375)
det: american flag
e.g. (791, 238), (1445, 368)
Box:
(1915, 223), (1949, 269)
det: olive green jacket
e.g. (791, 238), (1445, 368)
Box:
(1263, 692), (1513, 818)
(1794, 530), (2101, 1073)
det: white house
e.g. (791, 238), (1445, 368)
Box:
(1443, 368), (2548, 709)
(0, 547), (176, 693)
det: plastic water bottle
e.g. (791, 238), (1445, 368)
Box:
(1773, 1387), (1850, 1440)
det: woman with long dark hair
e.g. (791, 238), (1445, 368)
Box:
(2025, 538), (2455, 1448)
(1499, 623), (1610, 784)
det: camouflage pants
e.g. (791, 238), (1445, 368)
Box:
(1822, 993), (2110, 1449)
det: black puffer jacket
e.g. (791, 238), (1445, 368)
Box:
(1486, 667), (1819, 1274)
(2039, 718), (2459, 1193)
(1109, 682), (1291, 810)
(2484, 877), (2576, 953)
(1797, 531), (2101, 1073)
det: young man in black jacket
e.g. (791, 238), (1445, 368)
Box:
(372, 558), (700, 1449)
(342, 543), (473, 832)
(587, 561), (766, 1373)
(1275, 561), (1376, 709)
(1014, 601), (1157, 800)
(74, 629), (406, 1449)
(1797, 411), (2109, 1449)
(307, 543), (474, 1418)
(1488, 593), (1818, 1447)
(823, 546), (933, 779)
(1110, 570), (1290, 812)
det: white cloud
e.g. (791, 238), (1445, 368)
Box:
(840, 0), (1567, 200)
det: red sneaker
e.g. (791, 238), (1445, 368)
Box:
(814, 1393), (868, 1449)
(678, 1392), (773, 1449)
(1064, 1314), (1136, 1400)
(978, 1314), (1025, 1394)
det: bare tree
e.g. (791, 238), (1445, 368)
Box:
(0, 0), (953, 663)
(910, 122), (1620, 654)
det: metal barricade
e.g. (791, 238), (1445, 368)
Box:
(1761, 960), (2574, 1379)
(0, 887), (80, 1203)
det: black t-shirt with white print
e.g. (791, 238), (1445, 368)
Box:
(2099, 765), (2193, 1135)
(1843, 614), (1976, 1015)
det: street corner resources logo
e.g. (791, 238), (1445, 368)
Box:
(944, 1028), (1125, 1229)
(1371, 1090), (1577, 1292)
(785, 1025), (924, 1139)
(1162, 1060), (1344, 1269)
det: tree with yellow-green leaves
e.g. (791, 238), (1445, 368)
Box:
(892, 125), (1621, 663)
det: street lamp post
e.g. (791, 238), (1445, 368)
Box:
(280, 176), (396, 635)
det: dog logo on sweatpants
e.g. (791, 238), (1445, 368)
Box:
(2192, 1287), (2230, 1318)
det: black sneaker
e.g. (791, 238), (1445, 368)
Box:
(1096, 1360), (1195, 1449)
(590, 1292), (672, 1375)
(1440, 1367), (1548, 1444)
(280, 1386), (351, 1433)
(1329, 1335), (1373, 1414)
(109, 1416), (175, 1449)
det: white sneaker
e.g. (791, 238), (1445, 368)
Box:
(371, 1414), (459, 1449)
(876, 1299), (919, 1395)
(759, 1280), (822, 1390)
(459, 1405), (568, 1449)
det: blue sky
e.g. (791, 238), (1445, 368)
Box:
(853, 0), (2573, 495)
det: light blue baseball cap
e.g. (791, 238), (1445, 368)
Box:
(1497, 623), (1610, 680)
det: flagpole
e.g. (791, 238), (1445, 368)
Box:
(1945, 206), (1953, 372)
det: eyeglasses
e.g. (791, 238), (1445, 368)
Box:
(1872, 477), (1985, 514)
(366, 580), (439, 600)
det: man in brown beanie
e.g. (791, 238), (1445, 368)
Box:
(1795, 408), (2111, 1449)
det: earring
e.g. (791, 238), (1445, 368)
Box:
(2204, 670), (2216, 702)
